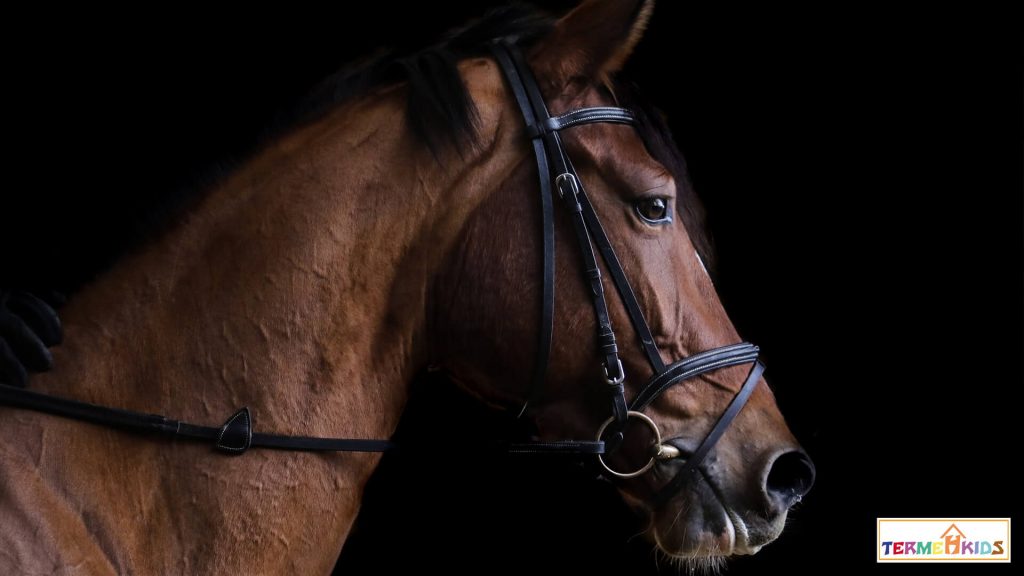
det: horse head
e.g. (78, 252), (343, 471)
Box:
(433, 0), (814, 562)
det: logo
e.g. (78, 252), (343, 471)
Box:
(877, 518), (1010, 562)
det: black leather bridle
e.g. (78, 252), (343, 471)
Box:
(488, 41), (764, 505)
(0, 40), (763, 507)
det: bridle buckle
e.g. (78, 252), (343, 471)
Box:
(603, 358), (625, 385)
(554, 172), (580, 199)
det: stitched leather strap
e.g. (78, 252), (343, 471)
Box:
(651, 361), (764, 506)
(631, 343), (759, 412)
(0, 384), (607, 455)
(575, 180), (667, 373)
(494, 41), (633, 435)
(491, 43), (555, 418)
(493, 42), (663, 391)
(0, 384), (395, 454)
(526, 107), (635, 138)
(506, 440), (605, 454)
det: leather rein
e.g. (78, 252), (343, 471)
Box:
(0, 41), (763, 507)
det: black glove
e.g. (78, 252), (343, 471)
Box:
(0, 290), (63, 387)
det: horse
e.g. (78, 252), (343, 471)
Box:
(0, 1), (814, 573)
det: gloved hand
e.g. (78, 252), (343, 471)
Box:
(0, 290), (63, 387)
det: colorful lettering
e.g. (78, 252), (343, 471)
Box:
(880, 523), (1009, 560)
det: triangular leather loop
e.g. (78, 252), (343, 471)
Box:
(216, 407), (252, 454)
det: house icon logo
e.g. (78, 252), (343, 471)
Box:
(877, 518), (1010, 563)
(942, 524), (965, 538)
(940, 523), (965, 552)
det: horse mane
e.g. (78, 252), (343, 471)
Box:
(265, 2), (716, 270)
(268, 4), (554, 156)
(64, 3), (713, 292)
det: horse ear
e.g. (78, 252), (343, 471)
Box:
(531, 0), (654, 88)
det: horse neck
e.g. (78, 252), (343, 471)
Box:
(36, 87), (485, 440)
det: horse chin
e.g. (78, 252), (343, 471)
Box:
(644, 475), (780, 569)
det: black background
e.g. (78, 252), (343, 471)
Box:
(2, 2), (1019, 574)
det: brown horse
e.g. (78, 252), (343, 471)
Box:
(0, 1), (812, 573)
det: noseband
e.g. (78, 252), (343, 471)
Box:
(490, 41), (764, 505)
(0, 40), (763, 508)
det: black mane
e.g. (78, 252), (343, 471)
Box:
(38, 3), (713, 292)
(268, 4), (555, 156)
(266, 3), (714, 267)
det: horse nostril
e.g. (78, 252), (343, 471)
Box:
(765, 450), (815, 509)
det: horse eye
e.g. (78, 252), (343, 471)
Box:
(634, 197), (672, 224)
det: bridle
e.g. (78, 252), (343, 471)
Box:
(488, 41), (763, 505)
(0, 40), (763, 508)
